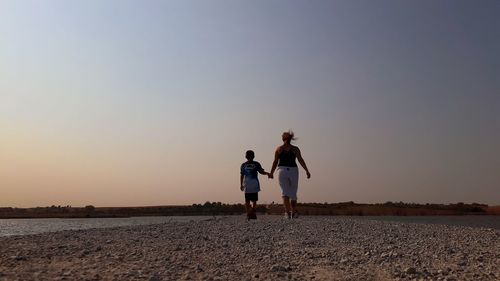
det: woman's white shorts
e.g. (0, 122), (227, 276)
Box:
(278, 166), (299, 200)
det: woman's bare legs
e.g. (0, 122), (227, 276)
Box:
(283, 196), (292, 218)
(291, 199), (298, 217)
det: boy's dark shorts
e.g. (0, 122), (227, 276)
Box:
(245, 192), (258, 202)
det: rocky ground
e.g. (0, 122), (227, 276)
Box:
(0, 216), (498, 281)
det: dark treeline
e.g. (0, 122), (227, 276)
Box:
(0, 201), (494, 219)
(0, 202), (261, 219)
(270, 201), (490, 216)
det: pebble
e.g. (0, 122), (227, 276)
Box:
(405, 267), (417, 274)
(0, 216), (497, 281)
(11, 255), (27, 261)
(270, 265), (289, 272)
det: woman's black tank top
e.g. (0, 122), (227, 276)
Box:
(278, 149), (297, 167)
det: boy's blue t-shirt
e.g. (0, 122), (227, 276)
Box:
(240, 161), (264, 193)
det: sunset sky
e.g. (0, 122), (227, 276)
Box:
(1, 0), (499, 207)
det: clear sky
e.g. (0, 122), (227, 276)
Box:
(1, 0), (499, 207)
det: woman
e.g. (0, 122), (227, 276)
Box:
(269, 130), (311, 218)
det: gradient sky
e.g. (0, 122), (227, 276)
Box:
(1, 0), (499, 207)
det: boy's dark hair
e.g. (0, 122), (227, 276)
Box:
(245, 150), (255, 159)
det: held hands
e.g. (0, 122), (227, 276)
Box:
(265, 171), (308, 179)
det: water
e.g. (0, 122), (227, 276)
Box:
(1, 215), (498, 237)
(359, 216), (500, 230)
(0, 216), (211, 237)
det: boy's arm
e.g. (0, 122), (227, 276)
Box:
(257, 163), (269, 175)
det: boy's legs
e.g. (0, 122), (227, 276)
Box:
(251, 201), (257, 212)
(250, 200), (257, 219)
(245, 193), (258, 219)
(245, 200), (252, 219)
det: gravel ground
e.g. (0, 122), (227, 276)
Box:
(0, 216), (498, 281)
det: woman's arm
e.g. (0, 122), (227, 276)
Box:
(269, 147), (281, 178)
(294, 146), (311, 178)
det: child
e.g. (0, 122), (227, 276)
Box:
(240, 150), (269, 220)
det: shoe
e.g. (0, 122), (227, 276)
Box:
(292, 211), (299, 219)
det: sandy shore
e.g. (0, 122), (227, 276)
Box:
(0, 216), (498, 281)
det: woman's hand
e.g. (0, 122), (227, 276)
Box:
(268, 173), (274, 179)
(306, 171), (311, 179)
(240, 185), (245, 191)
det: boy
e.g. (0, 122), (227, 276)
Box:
(240, 150), (269, 220)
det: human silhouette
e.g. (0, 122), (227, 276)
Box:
(269, 130), (310, 219)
